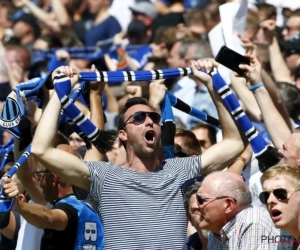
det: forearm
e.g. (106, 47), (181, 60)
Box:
(269, 37), (292, 83)
(261, 69), (292, 130)
(84, 91), (104, 161)
(14, 202), (53, 229)
(227, 159), (245, 175)
(31, 91), (61, 155)
(24, 0), (52, 25)
(51, 0), (71, 27)
(103, 86), (119, 113)
(230, 76), (262, 122)
(252, 86), (291, 148)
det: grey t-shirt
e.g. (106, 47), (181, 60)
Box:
(74, 156), (202, 250)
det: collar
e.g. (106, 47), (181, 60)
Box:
(214, 206), (251, 243)
(53, 193), (74, 205)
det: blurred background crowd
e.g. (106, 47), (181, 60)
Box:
(0, 0), (300, 249)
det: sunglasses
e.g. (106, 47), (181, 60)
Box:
(123, 111), (161, 128)
(181, 175), (207, 196)
(196, 194), (237, 205)
(259, 188), (294, 204)
(33, 170), (51, 182)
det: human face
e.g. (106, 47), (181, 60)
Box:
(33, 163), (56, 203)
(119, 104), (161, 157)
(68, 132), (85, 149)
(282, 16), (300, 40)
(13, 21), (28, 38)
(278, 134), (300, 168)
(87, 0), (105, 14)
(187, 194), (202, 232)
(196, 180), (232, 233)
(262, 177), (300, 234)
(33, 39), (49, 51)
(285, 53), (300, 71)
(167, 42), (184, 68)
(192, 128), (212, 152)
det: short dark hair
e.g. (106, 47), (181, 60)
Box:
(175, 128), (201, 156)
(183, 181), (202, 213)
(117, 97), (151, 131)
(191, 123), (217, 145)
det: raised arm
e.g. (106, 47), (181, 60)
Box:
(191, 60), (247, 173)
(84, 65), (106, 161)
(260, 20), (292, 83)
(13, 0), (52, 27)
(51, 0), (72, 28)
(239, 55), (292, 149)
(31, 66), (91, 191)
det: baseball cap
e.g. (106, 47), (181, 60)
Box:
(129, 1), (158, 20)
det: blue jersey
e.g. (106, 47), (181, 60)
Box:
(56, 195), (104, 249)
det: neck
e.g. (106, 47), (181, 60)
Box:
(20, 33), (34, 45)
(288, 226), (300, 241)
(94, 7), (109, 24)
(169, 3), (185, 13)
(57, 187), (73, 200)
(125, 151), (158, 172)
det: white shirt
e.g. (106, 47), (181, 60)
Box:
(16, 200), (52, 250)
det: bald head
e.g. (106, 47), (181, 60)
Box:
(200, 171), (252, 208)
(57, 144), (81, 159)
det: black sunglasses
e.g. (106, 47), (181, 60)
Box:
(196, 194), (237, 205)
(123, 111), (161, 128)
(259, 188), (292, 204)
(181, 175), (207, 196)
(33, 170), (51, 181)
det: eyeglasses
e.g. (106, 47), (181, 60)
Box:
(258, 188), (299, 204)
(181, 175), (207, 196)
(33, 170), (51, 182)
(196, 194), (237, 205)
(122, 111), (161, 128)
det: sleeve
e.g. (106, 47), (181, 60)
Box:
(0, 212), (10, 229)
(11, 211), (20, 246)
(73, 161), (111, 206)
(53, 203), (78, 231)
(108, 18), (122, 38)
(169, 156), (202, 179)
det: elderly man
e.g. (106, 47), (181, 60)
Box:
(196, 171), (293, 249)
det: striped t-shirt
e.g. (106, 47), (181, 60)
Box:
(73, 156), (202, 250)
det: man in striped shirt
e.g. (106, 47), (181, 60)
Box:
(31, 61), (247, 249)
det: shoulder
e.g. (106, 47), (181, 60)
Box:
(237, 206), (277, 231)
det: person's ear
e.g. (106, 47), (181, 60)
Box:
(118, 130), (127, 144)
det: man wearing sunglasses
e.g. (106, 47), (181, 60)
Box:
(30, 61), (247, 250)
(196, 171), (293, 249)
(260, 164), (300, 246)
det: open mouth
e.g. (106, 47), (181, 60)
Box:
(144, 130), (155, 143)
(271, 209), (282, 220)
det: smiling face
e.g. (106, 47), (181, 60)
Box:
(118, 104), (161, 158)
(262, 177), (300, 234)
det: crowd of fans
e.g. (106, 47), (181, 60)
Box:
(0, 0), (300, 249)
